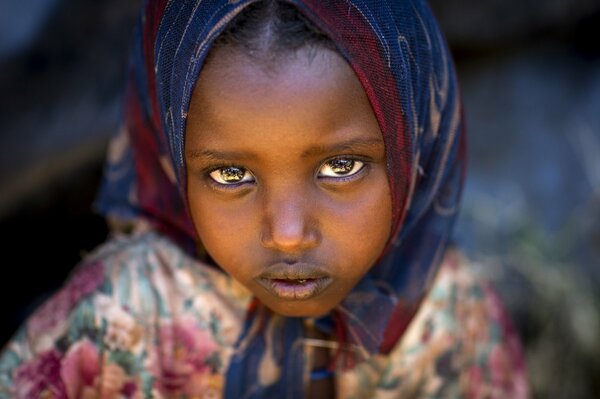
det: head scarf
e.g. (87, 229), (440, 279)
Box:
(96, 0), (465, 397)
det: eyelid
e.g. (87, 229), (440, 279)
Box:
(206, 164), (255, 189)
(317, 156), (368, 181)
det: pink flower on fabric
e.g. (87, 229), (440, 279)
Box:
(61, 339), (139, 398)
(484, 284), (529, 394)
(489, 345), (511, 389)
(465, 365), (483, 399)
(13, 349), (68, 399)
(13, 338), (138, 399)
(60, 339), (101, 398)
(28, 262), (105, 337)
(488, 343), (529, 399)
(154, 318), (220, 396)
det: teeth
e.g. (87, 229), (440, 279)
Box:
(297, 279), (307, 284)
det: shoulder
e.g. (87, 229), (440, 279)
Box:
(7, 230), (251, 351)
(75, 230), (251, 323)
(375, 250), (529, 398)
(9, 231), (184, 351)
(0, 231), (250, 397)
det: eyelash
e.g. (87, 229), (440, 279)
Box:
(204, 156), (368, 190)
(205, 165), (255, 190)
(317, 157), (367, 182)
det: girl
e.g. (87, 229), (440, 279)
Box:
(0, 0), (529, 398)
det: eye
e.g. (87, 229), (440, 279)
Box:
(318, 158), (365, 178)
(208, 166), (255, 185)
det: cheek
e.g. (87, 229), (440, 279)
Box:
(323, 172), (392, 272)
(187, 186), (258, 270)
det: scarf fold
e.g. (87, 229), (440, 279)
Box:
(96, 0), (465, 397)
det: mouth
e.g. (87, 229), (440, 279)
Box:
(255, 262), (333, 301)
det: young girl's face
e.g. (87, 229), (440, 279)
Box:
(185, 45), (392, 317)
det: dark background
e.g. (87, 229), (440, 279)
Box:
(1, 1), (599, 397)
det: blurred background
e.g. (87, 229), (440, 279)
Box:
(0, 0), (599, 397)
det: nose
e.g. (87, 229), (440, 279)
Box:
(260, 188), (321, 253)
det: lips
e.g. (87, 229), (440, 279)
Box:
(256, 262), (333, 300)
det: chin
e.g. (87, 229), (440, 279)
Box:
(263, 300), (334, 318)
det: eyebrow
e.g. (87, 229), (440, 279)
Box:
(186, 137), (384, 163)
(301, 137), (384, 158)
(186, 148), (256, 163)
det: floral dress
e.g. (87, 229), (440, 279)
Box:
(0, 231), (528, 398)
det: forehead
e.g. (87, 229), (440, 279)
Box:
(185, 46), (383, 152)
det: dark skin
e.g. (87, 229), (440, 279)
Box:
(185, 45), (392, 397)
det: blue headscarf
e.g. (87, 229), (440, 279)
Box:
(96, 0), (465, 397)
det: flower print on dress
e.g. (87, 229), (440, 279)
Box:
(61, 339), (141, 399)
(13, 349), (68, 399)
(10, 300), (143, 399)
(27, 262), (105, 342)
(482, 284), (529, 399)
(60, 339), (101, 398)
(151, 317), (223, 397)
(93, 295), (143, 352)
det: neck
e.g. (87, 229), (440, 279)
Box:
(305, 319), (336, 399)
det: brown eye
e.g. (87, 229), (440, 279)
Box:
(318, 158), (365, 178)
(208, 166), (255, 185)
